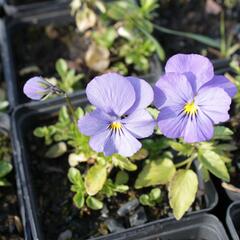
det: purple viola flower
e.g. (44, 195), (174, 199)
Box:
(23, 76), (62, 100)
(154, 54), (237, 143)
(78, 73), (155, 157)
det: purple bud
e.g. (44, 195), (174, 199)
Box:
(23, 76), (63, 100)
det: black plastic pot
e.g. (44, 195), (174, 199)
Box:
(0, 7), (162, 108)
(226, 201), (240, 240)
(95, 214), (229, 240)
(11, 94), (218, 240)
(2, 0), (69, 18)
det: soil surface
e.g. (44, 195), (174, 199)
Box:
(0, 173), (24, 240)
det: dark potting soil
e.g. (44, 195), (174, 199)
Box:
(11, 23), (89, 102)
(27, 117), (206, 240)
(157, 0), (240, 59)
(11, 21), (156, 104)
(0, 173), (24, 240)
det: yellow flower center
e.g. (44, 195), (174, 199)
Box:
(109, 122), (122, 131)
(184, 101), (198, 115)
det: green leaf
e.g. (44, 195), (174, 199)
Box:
(213, 126), (233, 140)
(147, 107), (159, 120)
(149, 188), (161, 201)
(115, 171), (129, 185)
(86, 196), (103, 210)
(135, 158), (176, 189)
(73, 191), (85, 208)
(56, 58), (68, 79)
(0, 178), (11, 186)
(85, 164), (107, 196)
(0, 161), (12, 178)
(68, 167), (84, 189)
(169, 169), (198, 220)
(45, 142), (67, 158)
(169, 141), (194, 156)
(130, 148), (149, 161)
(112, 155), (137, 171)
(198, 150), (230, 181)
(139, 194), (152, 206)
(154, 25), (220, 48)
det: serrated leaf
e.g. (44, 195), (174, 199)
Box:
(86, 196), (103, 210)
(0, 161), (12, 178)
(198, 150), (230, 181)
(85, 164), (107, 196)
(135, 158), (176, 189)
(169, 169), (198, 220)
(45, 142), (67, 158)
(73, 191), (85, 208)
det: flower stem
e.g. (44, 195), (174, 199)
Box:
(175, 153), (197, 169)
(64, 93), (78, 125)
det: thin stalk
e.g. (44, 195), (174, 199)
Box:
(175, 153), (197, 169)
(64, 93), (78, 125)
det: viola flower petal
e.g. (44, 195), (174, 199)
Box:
(89, 130), (111, 153)
(200, 75), (237, 97)
(165, 54), (214, 90)
(23, 76), (51, 100)
(122, 109), (155, 138)
(155, 53), (235, 143)
(154, 73), (194, 108)
(195, 87), (231, 124)
(183, 110), (214, 143)
(126, 77), (154, 114)
(86, 72), (135, 117)
(78, 109), (115, 136)
(157, 106), (187, 139)
(103, 127), (142, 157)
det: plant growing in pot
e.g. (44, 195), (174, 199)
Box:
(0, 76), (24, 239)
(220, 57), (240, 201)
(21, 53), (236, 239)
(6, 0), (162, 106)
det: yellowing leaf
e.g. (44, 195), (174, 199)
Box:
(135, 158), (176, 189)
(198, 150), (230, 182)
(169, 169), (198, 220)
(85, 164), (107, 196)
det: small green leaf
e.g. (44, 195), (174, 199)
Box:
(169, 141), (194, 156)
(56, 58), (68, 79)
(73, 191), (85, 208)
(45, 142), (67, 158)
(0, 161), (12, 178)
(149, 188), (161, 201)
(213, 126), (233, 140)
(112, 155), (137, 171)
(198, 150), (230, 181)
(139, 194), (152, 206)
(86, 196), (103, 210)
(130, 148), (149, 161)
(85, 164), (107, 196)
(169, 169), (198, 220)
(135, 158), (176, 189)
(0, 178), (11, 186)
(68, 167), (84, 189)
(115, 171), (129, 185)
